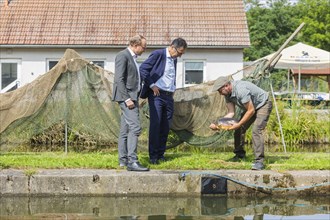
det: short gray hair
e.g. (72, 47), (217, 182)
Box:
(129, 34), (146, 46)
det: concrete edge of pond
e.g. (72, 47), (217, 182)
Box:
(0, 169), (329, 196)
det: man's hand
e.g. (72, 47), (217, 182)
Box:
(209, 123), (220, 131)
(227, 100), (254, 130)
(151, 85), (160, 96)
(125, 99), (135, 109)
(227, 122), (240, 130)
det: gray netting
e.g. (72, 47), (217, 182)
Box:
(0, 49), (270, 151)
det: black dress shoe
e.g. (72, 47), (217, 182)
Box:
(119, 162), (127, 168)
(149, 159), (159, 164)
(228, 155), (246, 162)
(127, 162), (149, 171)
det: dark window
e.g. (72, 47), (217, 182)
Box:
(48, 61), (58, 70)
(184, 61), (204, 85)
(48, 60), (105, 70)
(1, 63), (17, 89)
(91, 61), (105, 68)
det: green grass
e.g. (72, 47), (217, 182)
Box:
(0, 151), (329, 171)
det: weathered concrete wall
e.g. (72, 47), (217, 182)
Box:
(0, 169), (329, 196)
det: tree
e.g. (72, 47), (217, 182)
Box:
(295, 0), (330, 50)
(244, 0), (329, 61)
(243, 0), (329, 93)
(244, 0), (300, 61)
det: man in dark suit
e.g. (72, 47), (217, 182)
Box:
(140, 38), (187, 164)
(112, 34), (149, 171)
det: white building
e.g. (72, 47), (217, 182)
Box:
(0, 0), (250, 93)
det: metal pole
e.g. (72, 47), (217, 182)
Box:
(287, 69), (290, 92)
(260, 22), (305, 75)
(65, 122), (68, 154)
(64, 71), (70, 155)
(298, 65), (301, 93)
(270, 83), (287, 153)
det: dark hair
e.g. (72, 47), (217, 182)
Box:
(171, 38), (187, 49)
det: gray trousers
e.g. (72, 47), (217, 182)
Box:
(234, 101), (273, 163)
(118, 101), (141, 164)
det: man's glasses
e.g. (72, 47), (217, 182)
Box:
(174, 47), (184, 55)
(139, 45), (146, 50)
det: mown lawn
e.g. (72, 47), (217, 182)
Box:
(0, 151), (329, 171)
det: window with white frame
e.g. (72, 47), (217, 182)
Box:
(47, 60), (105, 71)
(91, 60), (105, 68)
(184, 61), (204, 86)
(48, 60), (58, 71)
(1, 60), (20, 91)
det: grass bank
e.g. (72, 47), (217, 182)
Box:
(1, 150), (329, 171)
(260, 101), (330, 145)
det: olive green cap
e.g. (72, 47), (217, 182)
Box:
(212, 76), (230, 92)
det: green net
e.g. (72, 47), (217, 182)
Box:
(0, 49), (270, 151)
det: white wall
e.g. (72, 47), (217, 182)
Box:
(178, 49), (244, 88)
(1, 48), (119, 88)
(0, 47), (244, 91)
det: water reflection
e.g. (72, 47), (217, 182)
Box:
(0, 195), (329, 219)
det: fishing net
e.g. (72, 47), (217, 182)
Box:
(0, 49), (270, 151)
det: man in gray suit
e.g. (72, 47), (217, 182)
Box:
(112, 35), (149, 171)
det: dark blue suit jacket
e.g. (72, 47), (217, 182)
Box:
(139, 48), (177, 99)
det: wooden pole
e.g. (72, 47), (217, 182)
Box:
(260, 22), (305, 75)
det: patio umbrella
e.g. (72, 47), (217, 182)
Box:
(262, 42), (330, 92)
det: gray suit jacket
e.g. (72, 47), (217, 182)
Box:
(112, 48), (140, 102)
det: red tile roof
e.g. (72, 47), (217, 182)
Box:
(0, 0), (250, 47)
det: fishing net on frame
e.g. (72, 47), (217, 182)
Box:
(0, 49), (120, 151)
(0, 49), (270, 151)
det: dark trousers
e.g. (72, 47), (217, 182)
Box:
(147, 92), (174, 160)
(234, 101), (273, 163)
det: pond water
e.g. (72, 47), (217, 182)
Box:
(0, 195), (329, 220)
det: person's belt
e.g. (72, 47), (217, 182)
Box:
(257, 99), (272, 110)
(159, 90), (173, 96)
